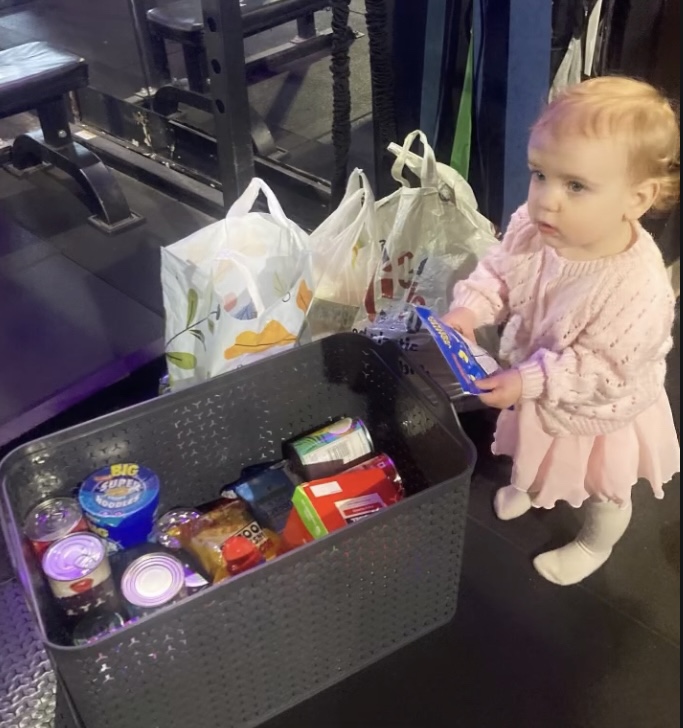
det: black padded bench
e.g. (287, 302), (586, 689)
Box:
(146, 0), (337, 157)
(147, 0), (334, 90)
(0, 42), (142, 234)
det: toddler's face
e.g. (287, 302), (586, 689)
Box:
(526, 128), (642, 259)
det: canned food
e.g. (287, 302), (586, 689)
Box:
(183, 565), (209, 595)
(72, 610), (126, 646)
(154, 508), (202, 550)
(24, 497), (88, 558)
(287, 417), (374, 480)
(344, 454), (403, 492)
(42, 533), (116, 618)
(78, 463), (160, 552)
(121, 553), (186, 617)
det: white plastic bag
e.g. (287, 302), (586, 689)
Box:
(161, 178), (314, 389)
(302, 169), (381, 341)
(355, 130), (497, 326)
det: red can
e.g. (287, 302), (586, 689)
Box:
(24, 497), (89, 558)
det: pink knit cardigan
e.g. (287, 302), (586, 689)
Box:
(451, 205), (676, 436)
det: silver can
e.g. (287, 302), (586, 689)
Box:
(121, 553), (186, 617)
(24, 497), (88, 558)
(183, 565), (209, 596)
(42, 533), (114, 617)
(287, 417), (374, 480)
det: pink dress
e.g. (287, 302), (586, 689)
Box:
(452, 205), (680, 509)
(492, 390), (679, 508)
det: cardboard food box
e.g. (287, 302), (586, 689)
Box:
(413, 304), (500, 395)
(291, 467), (403, 540)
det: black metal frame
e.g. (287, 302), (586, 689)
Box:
(76, 87), (332, 219)
(144, 0), (349, 205)
(198, 0), (254, 207)
(7, 94), (143, 234)
(150, 85), (280, 158)
(126, 0), (167, 93)
(69, 0), (396, 217)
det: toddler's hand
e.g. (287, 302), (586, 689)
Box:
(477, 369), (522, 410)
(441, 307), (477, 342)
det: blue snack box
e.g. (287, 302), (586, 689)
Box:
(413, 305), (501, 395)
(79, 463), (160, 552)
(221, 461), (301, 534)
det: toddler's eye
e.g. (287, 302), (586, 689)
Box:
(568, 180), (585, 193)
(531, 170), (545, 181)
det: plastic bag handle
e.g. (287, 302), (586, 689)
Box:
(213, 249), (267, 317)
(343, 168), (364, 196)
(337, 169), (376, 223)
(343, 168), (377, 235)
(390, 130), (439, 188)
(226, 178), (304, 251)
(343, 168), (371, 197)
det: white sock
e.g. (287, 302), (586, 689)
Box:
(533, 501), (633, 586)
(494, 485), (533, 521)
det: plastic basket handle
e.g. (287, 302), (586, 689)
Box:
(0, 486), (48, 637)
(374, 339), (462, 431)
(0, 487), (22, 578)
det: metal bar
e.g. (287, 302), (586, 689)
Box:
(77, 115), (331, 216)
(183, 44), (210, 93)
(36, 97), (72, 147)
(245, 29), (335, 79)
(127, 0), (166, 93)
(72, 125), (226, 219)
(201, 0), (255, 209)
(75, 87), (331, 215)
(243, 0), (330, 37)
(295, 12), (317, 40)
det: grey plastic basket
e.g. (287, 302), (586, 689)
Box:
(0, 334), (474, 728)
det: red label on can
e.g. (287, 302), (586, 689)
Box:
(70, 578), (95, 594)
(30, 516), (89, 559)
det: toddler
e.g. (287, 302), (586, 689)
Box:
(444, 76), (680, 586)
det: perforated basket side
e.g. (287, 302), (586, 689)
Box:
(52, 479), (468, 728)
(0, 335), (474, 728)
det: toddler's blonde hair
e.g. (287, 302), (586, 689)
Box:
(533, 76), (680, 212)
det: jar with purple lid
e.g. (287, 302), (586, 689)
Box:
(121, 553), (187, 617)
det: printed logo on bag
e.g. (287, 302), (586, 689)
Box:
(364, 246), (429, 319)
